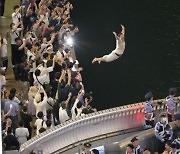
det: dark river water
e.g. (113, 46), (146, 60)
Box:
(69, 0), (180, 110)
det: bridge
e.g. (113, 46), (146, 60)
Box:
(19, 97), (180, 154)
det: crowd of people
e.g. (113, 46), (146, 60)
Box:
(0, 0), (97, 151)
(0, 0), (179, 153)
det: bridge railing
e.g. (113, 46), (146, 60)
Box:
(19, 97), (180, 154)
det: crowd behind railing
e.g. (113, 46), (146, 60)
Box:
(0, 0), (180, 154)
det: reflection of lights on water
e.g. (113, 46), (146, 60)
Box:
(66, 37), (73, 46)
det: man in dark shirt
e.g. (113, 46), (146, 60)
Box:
(20, 106), (32, 139)
(3, 127), (19, 150)
(14, 37), (25, 65)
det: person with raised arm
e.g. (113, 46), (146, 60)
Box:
(92, 25), (125, 64)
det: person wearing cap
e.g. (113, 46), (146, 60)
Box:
(155, 113), (173, 154)
(131, 136), (143, 154)
(144, 92), (155, 128)
(92, 25), (125, 64)
(81, 142), (92, 154)
(166, 87), (177, 122)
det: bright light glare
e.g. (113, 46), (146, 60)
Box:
(66, 37), (73, 46)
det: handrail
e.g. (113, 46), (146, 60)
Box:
(19, 96), (180, 154)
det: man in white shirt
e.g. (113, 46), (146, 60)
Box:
(9, 22), (23, 65)
(34, 111), (47, 135)
(15, 120), (29, 145)
(59, 93), (71, 123)
(59, 102), (69, 123)
(12, 5), (22, 25)
(71, 90), (84, 120)
(0, 37), (8, 69)
(34, 87), (48, 117)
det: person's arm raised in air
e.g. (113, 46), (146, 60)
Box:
(66, 68), (71, 86)
(48, 33), (56, 45)
(121, 25), (125, 36)
(26, 4), (31, 16)
(65, 93), (72, 109)
(112, 31), (120, 40)
(120, 24), (125, 40)
(12, 6), (22, 17)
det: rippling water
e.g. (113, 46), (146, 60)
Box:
(70, 0), (180, 110)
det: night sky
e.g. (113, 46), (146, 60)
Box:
(70, 0), (180, 110)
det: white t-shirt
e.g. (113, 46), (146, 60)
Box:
(34, 119), (47, 135)
(39, 13), (49, 26)
(10, 28), (22, 44)
(15, 127), (29, 145)
(0, 75), (6, 89)
(12, 12), (22, 25)
(1, 38), (7, 58)
(34, 96), (48, 117)
(71, 99), (83, 120)
(59, 107), (69, 123)
(27, 50), (36, 72)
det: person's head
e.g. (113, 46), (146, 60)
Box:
(51, 11), (57, 17)
(19, 120), (24, 127)
(126, 144), (134, 153)
(169, 87), (177, 96)
(160, 113), (168, 124)
(43, 52), (49, 60)
(39, 127), (46, 133)
(13, 5), (20, 12)
(35, 93), (41, 103)
(48, 24), (55, 31)
(6, 118), (12, 126)
(10, 88), (16, 94)
(145, 92), (153, 101)
(27, 43), (33, 51)
(46, 120), (51, 127)
(84, 143), (91, 152)
(91, 149), (99, 154)
(165, 141), (171, 152)
(55, 72), (61, 80)
(143, 148), (151, 154)
(15, 37), (22, 45)
(42, 36), (47, 43)
(61, 101), (67, 110)
(82, 108), (89, 115)
(35, 69), (41, 77)
(28, 8), (33, 15)
(131, 136), (139, 147)
(170, 143), (177, 152)
(9, 93), (15, 100)
(10, 23), (15, 29)
(7, 127), (12, 134)
(37, 111), (43, 119)
(77, 101), (82, 109)
(22, 106), (28, 113)
(29, 86), (38, 94)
